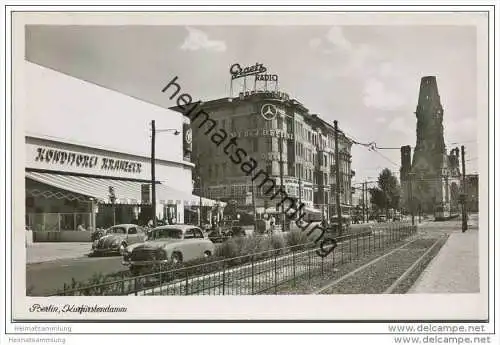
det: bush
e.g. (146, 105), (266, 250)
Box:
(269, 233), (286, 255)
(285, 230), (312, 251)
(57, 231), (318, 295)
(215, 238), (240, 259)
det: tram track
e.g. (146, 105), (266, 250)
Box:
(312, 234), (448, 295)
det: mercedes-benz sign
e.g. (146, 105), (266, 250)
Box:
(261, 104), (278, 121)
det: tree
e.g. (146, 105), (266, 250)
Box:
(369, 168), (401, 217)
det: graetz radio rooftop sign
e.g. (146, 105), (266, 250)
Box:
(230, 62), (278, 82)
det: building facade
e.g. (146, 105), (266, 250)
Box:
(23, 61), (220, 240)
(172, 89), (354, 222)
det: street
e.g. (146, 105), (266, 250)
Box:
(27, 255), (125, 296)
(26, 215), (478, 296)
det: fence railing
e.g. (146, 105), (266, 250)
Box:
(54, 223), (417, 296)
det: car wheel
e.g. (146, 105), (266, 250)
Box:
(171, 252), (183, 264)
(204, 250), (212, 258)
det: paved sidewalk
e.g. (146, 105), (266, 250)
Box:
(26, 242), (92, 264)
(409, 229), (479, 293)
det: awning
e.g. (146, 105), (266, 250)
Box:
(26, 172), (223, 207)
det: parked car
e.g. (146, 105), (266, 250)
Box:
(328, 215), (351, 235)
(377, 215), (387, 223)
(207, 220), (242, 243)
(122, 224), (215, 275)
(91, 224), (146, 255)
(91, 228), (106, 242)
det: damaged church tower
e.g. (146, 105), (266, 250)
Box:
(400, 76), (461, 218)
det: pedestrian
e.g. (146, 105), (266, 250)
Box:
(269, 215), (275, 233)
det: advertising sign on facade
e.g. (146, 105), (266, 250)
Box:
(183, 122), (192, 161)
(33, 146), (142, 174)
(230, 63), (267, 79)
(229, 128), (294, 140)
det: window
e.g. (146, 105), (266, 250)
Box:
(286, 117), (293, 132)
(128, 227), (137, 235)
(231, 118), (237, 131)
(184, 229), (195, 239)
(192, 228), (204, 238)
(253, 138), (259, 152)
(267, 138), (273, 151)
(252, 116), (258, 128)
(222, 119), (226, 129)
(277, 117), (283, 130)
(109, 226), (126, 234)
(148, 228), (182, 240)
(266, 161), (273, 175)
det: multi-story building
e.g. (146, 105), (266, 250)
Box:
(172, 89), (354, 221)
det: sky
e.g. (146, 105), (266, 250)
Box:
(25, 24), (479, 185)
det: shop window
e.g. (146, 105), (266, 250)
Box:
(25, 197), (34, 208)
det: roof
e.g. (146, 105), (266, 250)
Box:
(152, 224), (200, 231)
(109, 224), (138, 228)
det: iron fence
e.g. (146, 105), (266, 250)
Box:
(54, 223), (417, 296)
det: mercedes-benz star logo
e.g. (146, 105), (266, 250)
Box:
(261, 104), (278, 121)
(185, 128), (192, 144)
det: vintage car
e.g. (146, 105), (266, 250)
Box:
(122, 224), (215, 274)
(207, 220), (246, 243)
(91, 224), (146, 255)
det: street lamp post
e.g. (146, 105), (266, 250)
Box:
(197, 176), (203, 227)
(408, 172), (416, 226)
(150, 120), (180, 228)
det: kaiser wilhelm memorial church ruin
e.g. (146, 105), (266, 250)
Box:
(400, 76), (462, 219)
